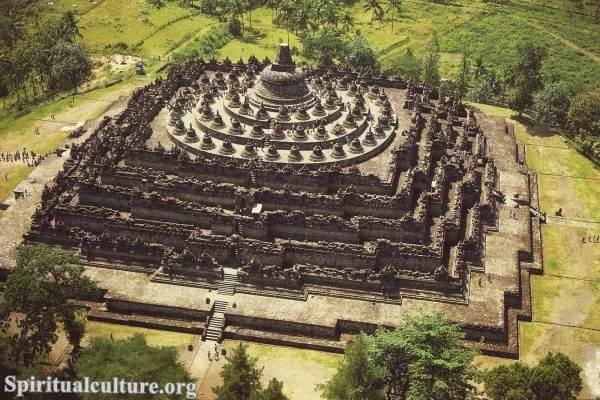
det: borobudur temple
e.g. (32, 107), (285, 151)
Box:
(25, 44), (543, 356)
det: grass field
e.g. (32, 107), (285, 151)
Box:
(538, 174), (600, 222)
(542, 224), (600, 281)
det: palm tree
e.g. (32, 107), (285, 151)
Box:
(266, 0), (280, 22)
(385, 0), (401, 32)
(363, 0), (384, 23)
(225, 0), (245, 35)
(0, 0), (32, 48)
(341, 11), (355, 33)
(295, 6), (311, 33)
(279, 1), (295, 44)
(321, 0), (340, 28)
(58, 11), (82, 41)
(472, 56), (487, 81)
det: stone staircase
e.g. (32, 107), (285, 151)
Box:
(218, 270), (238, 296)
(204, 300), (227, 342)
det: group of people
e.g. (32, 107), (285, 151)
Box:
(0, 148), (47, 167)
(207, 342), (223, 362)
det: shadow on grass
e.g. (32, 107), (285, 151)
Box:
(240, 28), (266, 44)
(511, 115), (559, 139)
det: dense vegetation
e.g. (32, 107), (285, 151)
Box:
(316, 312), (584, 400)
(0, 1), (93, 109)
(75, 334), (192, 400)
(0, 245), (99, 366)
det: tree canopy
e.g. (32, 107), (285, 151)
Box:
(422, 32), (441, 86)
(75, 333), (191, 400)
(318, 334), (386, 400)
(567, 88), (600, 137)
(214, 343), (264, 400)
(0, 245), (99, 366)
(319, 311), (480, 400)
(343, 30), (380, 75)
(505, 41), (547, 116)
(484, 352), (582, 400)
(213, 343), (291, 400)
(391, 48), (422, 81)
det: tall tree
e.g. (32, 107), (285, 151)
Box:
(343, 30), (380, 75)
(422, 31), (441, 86)
(567, 88), (600, 137)
(484, 353), (582, 400)
(75, 334), (192, 400)
(529, 353), (582, 400)
(371, 311), (480, 400)
(213, 343), (263, 400)
(363, 0), (384, 22)
(532, 81), (571, 126)
(505, 40), (547, 117)
(386, 0), (402, 32)
(48, 41), (93, 91)
(391, 47), (421, 81)
(456, 49), (470, 99)
(341, 11), (355, 33)
(0, 0), (37, 48)
(318, 334), (386, 400)
(0, 245), (99, 366)
(484, 362), (532, 400)
(258, 378), (289, 400)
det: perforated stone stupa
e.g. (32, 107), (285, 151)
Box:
(249, 43), (315, 109)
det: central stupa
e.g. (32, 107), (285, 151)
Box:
(249, 43), (315, 110)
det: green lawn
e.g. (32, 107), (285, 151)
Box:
(351, 0), (600, 88)
(542, 224), (600, 281)
(39, 0), (106, 15)
(139, 14), (217, 58)
(219, 9), (306, 63)
(526, 145), (600, 179)
(66, 0), (600, 90)
(539, 174), (600, 222)
(531, 274), (600, 330)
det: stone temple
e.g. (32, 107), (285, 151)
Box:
(26, 44), (542, 356)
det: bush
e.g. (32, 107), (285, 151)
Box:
(484, 352), (582, 400)
(342, 30), (380, 75)
(391, 48), (421, 81)
(301, 30), (347, 66)
(567, 88), (600, 138)
(533, 81), (572, 126)
(48, 41), (93, 91)
(467, 73), (496, 103)
(228, 17), (242, 37)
